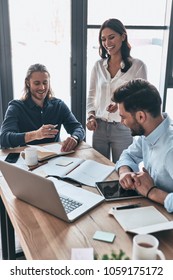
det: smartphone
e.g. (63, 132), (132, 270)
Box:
(96, 180), (141, 201)
(5, 152), (20, 163)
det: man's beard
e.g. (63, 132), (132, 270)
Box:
(131, 123), (145, 136)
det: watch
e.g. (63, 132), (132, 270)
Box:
(71, 135), (80, 144)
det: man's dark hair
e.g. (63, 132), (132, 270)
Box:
(113, 79), (162, 117)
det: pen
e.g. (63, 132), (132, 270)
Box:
(65, 164), (81, 175)
(56, 161), (73, 166)
(49, 124), (59, 130)
(115, 203), (141, 210)
(53, 124), (59, 129)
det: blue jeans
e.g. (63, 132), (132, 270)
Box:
(93, 119), (133, 163)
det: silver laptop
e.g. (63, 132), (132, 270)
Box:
(0, 160), (104, 222)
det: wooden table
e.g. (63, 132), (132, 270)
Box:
(1, 142), (173, 260)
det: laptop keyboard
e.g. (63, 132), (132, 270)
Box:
(60, 195), (82, 214)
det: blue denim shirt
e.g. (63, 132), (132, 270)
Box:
(0, 96), (85, 148)
(116, 113), (173, 213)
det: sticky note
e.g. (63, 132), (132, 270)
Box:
(93, 230), (116, 243)
(71, 248), (94, 260)
(55, 158), (73, 166)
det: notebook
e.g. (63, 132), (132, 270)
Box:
(109, 205), (173, 234)
(0, 160), (104, 222)
(28, 143), (75, 161)
(32, 156), (115, 187)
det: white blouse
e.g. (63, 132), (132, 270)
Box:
(87, 58), (147, 122)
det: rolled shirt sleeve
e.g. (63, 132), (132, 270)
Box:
(164, 193), (173, 213)
(115, 136), (143, 172)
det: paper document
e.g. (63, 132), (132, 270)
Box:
(109, 205), (173, 234)
(71, 248), (94, 260)
(33, 156), (115, 187)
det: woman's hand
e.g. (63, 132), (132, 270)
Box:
(86, 117), (97, 131)
(106, 102), (118, 113)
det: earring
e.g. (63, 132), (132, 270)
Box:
(120, 61), (125, 69)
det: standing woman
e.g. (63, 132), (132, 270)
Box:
(86, 18), (147, 162)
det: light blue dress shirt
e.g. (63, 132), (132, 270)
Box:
(116, 113), (173, 213)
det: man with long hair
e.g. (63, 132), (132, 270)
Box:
(0, 64), (85, 151)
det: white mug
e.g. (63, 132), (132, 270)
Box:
(21, 147), (38, 166)
(132, 234), (165, 260)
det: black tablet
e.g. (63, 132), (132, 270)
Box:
(96, 180), (142, 201)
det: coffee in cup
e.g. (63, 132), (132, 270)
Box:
(132, 234), (165, 260)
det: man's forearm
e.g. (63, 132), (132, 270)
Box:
(118, 165), (133, 175)
(25, 131), (37, 143)
(148, 187), (167, 205)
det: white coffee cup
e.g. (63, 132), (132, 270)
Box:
(132, 234), (165, 260)
(21, 147), (38, 166)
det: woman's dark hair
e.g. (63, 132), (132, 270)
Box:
(21, 63), (54, 100)
(99, 18), (132, 72)
(113, 79), (162, 117)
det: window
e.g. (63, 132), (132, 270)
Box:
(9, 0), (71, 108)
(165, 89), (173, 119)
(88, 0), (166, 25)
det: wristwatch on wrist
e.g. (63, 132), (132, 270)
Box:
(71, 135), (80, 144)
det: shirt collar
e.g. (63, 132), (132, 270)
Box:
(26, 96), (49, 109)
(145, 113), (172, 145)
(103, 58), (109, 68)
(102, 58), (124, 78)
